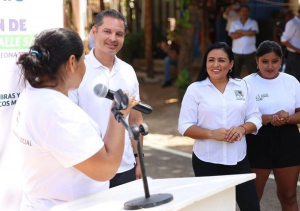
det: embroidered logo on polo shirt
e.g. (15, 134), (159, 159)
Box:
(256, 93), (269, 101)
(234, 90), (245, 100)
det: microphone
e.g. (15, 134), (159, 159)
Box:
(93, 84), (153, 114)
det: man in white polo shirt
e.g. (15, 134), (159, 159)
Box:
(69, 9), (143, 188)
(281, 7), (300, 81)
(229, 5), (259, 77)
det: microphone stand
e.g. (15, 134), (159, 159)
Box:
(111, 100), (173, 210)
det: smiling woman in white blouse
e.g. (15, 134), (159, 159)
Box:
(178, 42), (262, 211)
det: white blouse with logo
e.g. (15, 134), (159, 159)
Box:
(244, 72), (300, 115)
(178, 77), (262, 165)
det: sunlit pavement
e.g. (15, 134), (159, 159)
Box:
(143, 134), (300, 211)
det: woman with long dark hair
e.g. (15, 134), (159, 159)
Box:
(178, 42), (261, 211)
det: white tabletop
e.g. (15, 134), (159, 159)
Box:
(51, 173), (255, 211)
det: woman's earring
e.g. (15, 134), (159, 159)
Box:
(257, 65), (259, 69)
(229, 69), (232, 73)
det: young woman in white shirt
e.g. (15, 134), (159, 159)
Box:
(244, 40), (300, 210)
(178, 42), (262, 211)
(13, 28), (138, 211)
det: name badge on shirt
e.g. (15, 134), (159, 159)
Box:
(234, 90), (245, 101)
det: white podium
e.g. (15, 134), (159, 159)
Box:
(51, 173), (255, 211)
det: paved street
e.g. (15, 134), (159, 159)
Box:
(143, 135), (300, 211)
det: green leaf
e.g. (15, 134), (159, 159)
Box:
(175, 69), (190, 89)
(179, 0), (185, 10)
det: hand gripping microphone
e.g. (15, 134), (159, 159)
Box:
(93, 84), (153, 114)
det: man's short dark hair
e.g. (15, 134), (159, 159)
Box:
(94, 9), (127, 32)
(238, 4), (250, 12)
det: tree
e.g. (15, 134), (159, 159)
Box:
(145, 0), (154, 78)
(99, 0), (104, 10)
(177, 0), (200, 81)
(134, 0), (141, 30)
(199, 0), (210, 57)
(126, 0), (133, 31)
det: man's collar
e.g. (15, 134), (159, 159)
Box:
(88, 49), (120, 71)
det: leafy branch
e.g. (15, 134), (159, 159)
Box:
(175, 69), (190, 89)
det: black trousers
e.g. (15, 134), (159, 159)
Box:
(285, 51), (300, 82)
(192, 153), (260, 211)
(233, 52), (257, 78)
(109, 166), (136, 188)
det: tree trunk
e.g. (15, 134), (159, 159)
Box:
(200, 1), (210, 58)
(174, 0), (178, 19)
(158, 0), (162, 38)
(177, 0), (199, 78)
(126, 0), (132, 32)
(145, 0), (154, 78)
(166, 1), (170, 22)
(118, 0), (121, 12)
(134, 0), (141, 30)
(99, 0), (105, 10)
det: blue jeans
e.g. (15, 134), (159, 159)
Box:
(164, 56), (178, 81)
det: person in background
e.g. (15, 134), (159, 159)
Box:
(88, 29), (96, 50)
(153, 39), (168, 59)
(223, 0), (241, 47)
(273, 9), (294, 72)
(88, 12), (98, 49)
(178, 42), (261, 211)
(161, 40), (180, 88)
(281, 7), (300, 81)
(215, 3), (227, 43)
(244, 40), (300, 210)
(13, 28), (138, 211)
(69, 9), (144, 188)
(229, 4), (259, 78)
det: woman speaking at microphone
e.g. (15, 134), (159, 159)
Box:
(12, 28), (138, 211)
